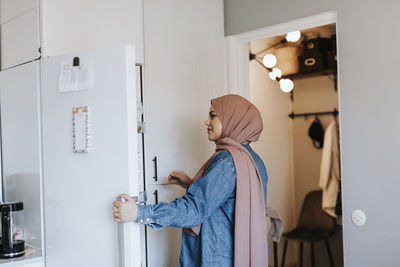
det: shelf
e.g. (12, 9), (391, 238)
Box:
(283, 68), (337, 80)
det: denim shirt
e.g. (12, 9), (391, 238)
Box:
(138, 144), (268, 267)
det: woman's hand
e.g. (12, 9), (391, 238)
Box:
(112, 193), (138, 222)
(168, 170), (192, 189)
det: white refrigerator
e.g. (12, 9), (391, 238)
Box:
(40, 45), (143, 267)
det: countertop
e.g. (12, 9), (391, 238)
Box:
(0, 247), (42, 266)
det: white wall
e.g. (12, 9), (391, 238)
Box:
(40, 0), (144, 63)
(249, 39), (296, 265)
(224, 1), (400, 266)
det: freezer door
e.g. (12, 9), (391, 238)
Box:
(41, 45), (141, 267)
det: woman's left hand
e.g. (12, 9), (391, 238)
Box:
(112, 193), (138, 222)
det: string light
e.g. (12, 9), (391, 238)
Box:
(286, 31), (301, 42)
(262, 54), (277, 68)
(269, 68), (282, 81)
(279, 79), (294, 93)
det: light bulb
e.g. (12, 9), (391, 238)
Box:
(286, 31), (301, 42)
(279, 79), (294, 93)
(263, 54), (277, 68)
(269, 68), (282, 81)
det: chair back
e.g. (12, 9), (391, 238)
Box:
(297, 190), (336, 233)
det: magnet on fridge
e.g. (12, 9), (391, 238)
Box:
(72, 106), (91, 153)
(59, 57), (93, 93)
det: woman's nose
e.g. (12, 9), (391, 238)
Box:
(205, 119), (210, 126)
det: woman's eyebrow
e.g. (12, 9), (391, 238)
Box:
(209, 111), (216, 115)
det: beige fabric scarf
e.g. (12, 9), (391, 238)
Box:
(187, 94), (268, 267)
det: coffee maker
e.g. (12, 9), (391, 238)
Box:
(0, 202), (25, 258)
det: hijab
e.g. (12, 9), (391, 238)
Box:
(187, 94), (268, 267)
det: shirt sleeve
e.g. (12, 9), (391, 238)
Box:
(137, 152), (236, 229)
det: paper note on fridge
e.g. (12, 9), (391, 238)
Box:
(59, 58), (93, 93)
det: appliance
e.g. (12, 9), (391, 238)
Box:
(0, 202), (25, 258)
(0, 45), (180, 267)
(39, 45), (144, 267)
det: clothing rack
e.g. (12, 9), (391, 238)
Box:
(288, 108), (338, 119)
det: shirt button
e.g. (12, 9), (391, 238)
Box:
(146, 218), (150, 222)
(140, 219), (143, 223)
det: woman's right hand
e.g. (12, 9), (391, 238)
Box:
(168, 170), (192, 189)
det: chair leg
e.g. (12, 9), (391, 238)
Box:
(325, 239), (335, 267)
(281, 239), (288, 267)
(310, 241), (315, 267)
(299, 241), (303, 267)
(273, 241), (278, 267)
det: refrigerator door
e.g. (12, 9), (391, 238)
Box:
(41, 45), (141, 267)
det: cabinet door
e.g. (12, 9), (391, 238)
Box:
(145, 184), (186, 267)
(143, 0), (227, 187)
(0, 0), (38, 23)
(1, 6), (40, 69)
(40, 0), (144, 63)
(143, 1), (226, 266)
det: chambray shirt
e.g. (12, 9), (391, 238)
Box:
(138, 144), (268, 267)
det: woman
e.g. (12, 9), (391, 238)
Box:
(113, 94), (268, 267)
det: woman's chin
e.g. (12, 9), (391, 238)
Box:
(208, 136), (218, 142)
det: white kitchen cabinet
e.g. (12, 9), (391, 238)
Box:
(40, 0), (144, 63)
(143, 0), (226, 187)
(142, 0), (226, 266)
(0, 0), (38, 24)
(0, 1), (226, 266)
(0, 6), (40, 70)
(145, 184), (186, 267)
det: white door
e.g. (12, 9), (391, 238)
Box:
(41, 45), (141, 267)
(143, 1), (226, 266)
(0, 1), (40, 70)
(145, 185), (186, 267)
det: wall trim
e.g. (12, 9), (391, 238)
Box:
(224, 10), (340, 264)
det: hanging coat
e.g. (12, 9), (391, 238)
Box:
(319, 120), (340, 218)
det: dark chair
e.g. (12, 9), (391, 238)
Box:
(281, 190), (337, 267)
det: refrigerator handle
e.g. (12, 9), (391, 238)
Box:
(152, 156), (158, 182)
(153, 190), (159, 204)
(117, 221), (125, 267)
(116, 193), (148, 267)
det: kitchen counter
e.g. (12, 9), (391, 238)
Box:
(0, 247), (43, 267)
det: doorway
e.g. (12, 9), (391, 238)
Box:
(225, 11), (344, 267)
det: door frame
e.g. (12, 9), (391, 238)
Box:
(224, 9), (345, 264)
(225, 10), (337, 99)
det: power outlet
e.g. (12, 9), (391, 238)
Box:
(351, 209), (366, 226)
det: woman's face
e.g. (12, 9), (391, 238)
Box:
(205, 105), (222, 141)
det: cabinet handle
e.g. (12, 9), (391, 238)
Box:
(152, 157), (158, 182)
(153, 190), (159, 204)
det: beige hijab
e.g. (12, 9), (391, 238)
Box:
(188, 94), (268, 267)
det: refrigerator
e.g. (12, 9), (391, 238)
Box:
(0, 44), (185, 267)
(40, 45), (144, 267)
